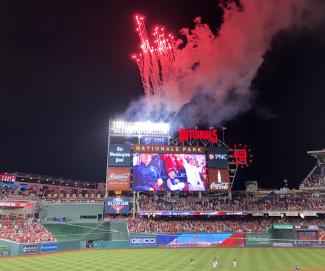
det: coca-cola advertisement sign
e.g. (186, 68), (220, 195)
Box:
(208, 168), (230, 191)
(210, 182), (229, 190)
(106, 167), (131, 191)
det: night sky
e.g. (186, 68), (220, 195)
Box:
(0, 0), (324, 189)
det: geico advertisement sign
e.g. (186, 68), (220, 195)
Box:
(130, 237), (157, 246)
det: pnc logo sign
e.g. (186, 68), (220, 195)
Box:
(209, 154), (228, 160)
(215, 154), (227, 160)
(207, 147), (229, 168)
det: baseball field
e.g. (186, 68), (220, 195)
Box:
(0, 247), (325, 271)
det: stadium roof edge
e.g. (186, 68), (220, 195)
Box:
(307, 149), (325, 163)
(1, 172), (103, 185)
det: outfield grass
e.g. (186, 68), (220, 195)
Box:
(0, 248), (325, 271)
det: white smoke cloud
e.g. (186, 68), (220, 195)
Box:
(125, 0), (325, 128)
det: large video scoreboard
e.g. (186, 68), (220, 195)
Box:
(107, 144), (230, 192)
(106, 120), (251, 193)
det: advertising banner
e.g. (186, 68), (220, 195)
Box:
(129, 235), (157, 247)
(140, 137), (168, 145)
(107, 144), (131, 167)
(207, 147), (229, 168)
(132, 145), (205, 154)
(272, 224), (294, 230)
(312, 242), (325, 248)
(293, 240), (314, 247)
(0, 202), (33, 208)
(281, 240), (325, 248)
(21, 244), (38, 255)
(139, 211), (247, 216)
(0, 183), (27, 189)
(285, 212), (299, 217)
(106, 167), (131, 191)
(208, 168), (230, 191)
(301, 211), (317, 217)
(245, 233), (272, 247)
(0, 247), (10, 256)
(105, 197), (130, 215)
(268, 212), (282, 217)
(272, 242), (294, 247)
(39, 242), (58, 253)
(132, 152), (206, 191)
(308, 225), (319, 230)
(158, 233), (244, 247)
(109, 121), (169, 136)
(0, 173), (16, 182)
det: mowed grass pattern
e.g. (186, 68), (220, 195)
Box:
(0, 248), (325, 271)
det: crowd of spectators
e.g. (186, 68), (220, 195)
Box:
(0, 215), (56, 243)
(126, 216), (325, 234)
(127, 217), (273, 234)
(138, 193), (325, 212)
(301, 164), (325, 188)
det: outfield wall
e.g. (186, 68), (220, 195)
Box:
(245, 233), (272, 247)
(43, 222), (111, 242)
(42, 221), (127, 242)
(2, 228), (325, 256)
(0, 240), (58, 256)
(80, 233), (245, 249)
(0, 239), (19, 256)
(156, 233), (245, 247)
(126, 232), (325, 249)
(39, 202), (104, 222)
(81, 240), (129, 249)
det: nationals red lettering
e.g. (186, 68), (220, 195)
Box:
(179, 129), (218, 143)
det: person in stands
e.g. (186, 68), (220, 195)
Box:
(133, 153), (163, 191)
(166, 168), (186, 191)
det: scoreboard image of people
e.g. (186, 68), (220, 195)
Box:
(131, 145), (207, 192)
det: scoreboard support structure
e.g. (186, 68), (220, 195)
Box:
(106, 120), (251, 200)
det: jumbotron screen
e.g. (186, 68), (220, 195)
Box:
(132, 152), (207, 191)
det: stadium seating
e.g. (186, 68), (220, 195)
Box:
(125, 215), (325, 234)
(301, 164), (325, 188)
(127, 217), (273, 234)
(0, 215), (55, 243)
(138, 193), (325, 212)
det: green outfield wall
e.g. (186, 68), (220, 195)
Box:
(38, 202), (104, 222)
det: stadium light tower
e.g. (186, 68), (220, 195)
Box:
(284, 179), (288, 188)
(109, 120), (170, 137)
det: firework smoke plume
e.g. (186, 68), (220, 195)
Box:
(126, 0), (324, 128)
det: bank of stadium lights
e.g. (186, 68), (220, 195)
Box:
(109, 120), (170, 136)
